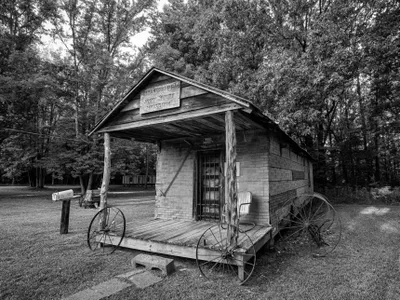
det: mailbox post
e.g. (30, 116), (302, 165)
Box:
(52, 189), (80, 234)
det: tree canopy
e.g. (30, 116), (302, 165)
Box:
(149, 0), (400, 187)
(0, 0), (399, 188)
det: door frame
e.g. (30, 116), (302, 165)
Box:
(193, 149), (224, 221)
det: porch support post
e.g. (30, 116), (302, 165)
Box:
(100, 132), (111, 210)
(225, 110), (238, 247)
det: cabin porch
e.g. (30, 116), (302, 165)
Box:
(106, 218), (273, 279)
(117, 218), (272, 256)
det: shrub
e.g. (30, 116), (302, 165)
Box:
(316, 185), (400, 205)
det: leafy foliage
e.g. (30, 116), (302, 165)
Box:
(1, 0), (399, 189)
(0, 0), (157, 188)
(150, 0), (400, 187)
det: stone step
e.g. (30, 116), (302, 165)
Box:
(131, 254), (175, 276)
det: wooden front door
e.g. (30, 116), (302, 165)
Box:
(197, 151), (223, 221)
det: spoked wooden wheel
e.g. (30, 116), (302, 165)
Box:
(87, 207), (126, 255)
(277, 193), (341, 257)
(196, 224), (256, 285)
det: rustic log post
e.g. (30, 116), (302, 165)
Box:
(145, 144), (149, 190)
(100, 132), (111, 210)
(60, 200), (71, 234)
(225, 110), (238, 247)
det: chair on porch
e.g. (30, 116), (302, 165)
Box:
(222, 191), (255, 232)
(237, 191), (256, 232)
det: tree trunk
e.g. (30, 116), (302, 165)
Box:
(87, 172), (94, 191)
(38, 167), (44, 189)
(374, 134), (380, 183)
(145, 145), (149, 190)
(329, 133), (336, 185)
(75, 99), (79, 137)
(36, 167), (39, 188)
(79, 175), (86, 195)
(340, 152), (348, 184)
(28, 170), (32, 187)
(316, 123), (326, 186)
(357, 75), (372, 185)
(373, 95), (380, 183)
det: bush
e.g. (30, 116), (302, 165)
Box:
(376, 187), (400, 204)
(316, 185), (400, 205)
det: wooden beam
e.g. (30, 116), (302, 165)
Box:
(235, 111), (265, 130)
(162, 123), (202, 137)
(195, 117), (225, 131)
(207, 114), (225, 125)
(98, 103), (243, 133)
(100, 132), (111, 210)
(225, 110), (239, 247)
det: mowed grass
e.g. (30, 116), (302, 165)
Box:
(1, 186), (400, 300)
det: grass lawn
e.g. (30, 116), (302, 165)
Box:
(1, 186), (400, 300)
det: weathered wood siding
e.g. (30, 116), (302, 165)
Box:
(268, 134), (314, 233)
(102, 75), (239, 132)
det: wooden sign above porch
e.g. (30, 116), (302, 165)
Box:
(140, 81), (181, 114)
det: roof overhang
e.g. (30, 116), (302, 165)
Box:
(89, 67), (314, 160)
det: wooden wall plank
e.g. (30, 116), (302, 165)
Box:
(181, 85), (208, 99)
(121, 85), (207, 114)
(149, 74), (171, 83)
(121, 98), (140, 112)
(99, 103), (242, 133)
(108, 93), (231, 126)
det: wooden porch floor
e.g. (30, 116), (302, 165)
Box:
(116, 219), (273, 260)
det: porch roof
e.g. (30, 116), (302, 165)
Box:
(89, 67), (313, 160)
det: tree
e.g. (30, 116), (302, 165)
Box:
(0, 0), (59, 187)
(148, 0), (400, 187)
(48, 0), (155, 193)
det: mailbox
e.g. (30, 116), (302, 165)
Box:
(52, 189), (74, 201)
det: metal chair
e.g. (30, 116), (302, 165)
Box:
(237, 192), (256, 232)
(222, 192), (256, 232)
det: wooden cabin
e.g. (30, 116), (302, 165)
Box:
(89, 67), (314, 273)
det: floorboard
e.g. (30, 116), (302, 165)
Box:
(119, 218), (272, 257)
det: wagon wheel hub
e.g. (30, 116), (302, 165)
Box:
(221, 248), (234, 259)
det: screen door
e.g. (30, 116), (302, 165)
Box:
(197, 151), (223, 221)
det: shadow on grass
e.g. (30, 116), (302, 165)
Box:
(1, 189), (400, 300)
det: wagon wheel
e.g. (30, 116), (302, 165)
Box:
(277, 193), (341, 257)
(196, 224), (256, 285)
(87, 207), (126, 255)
